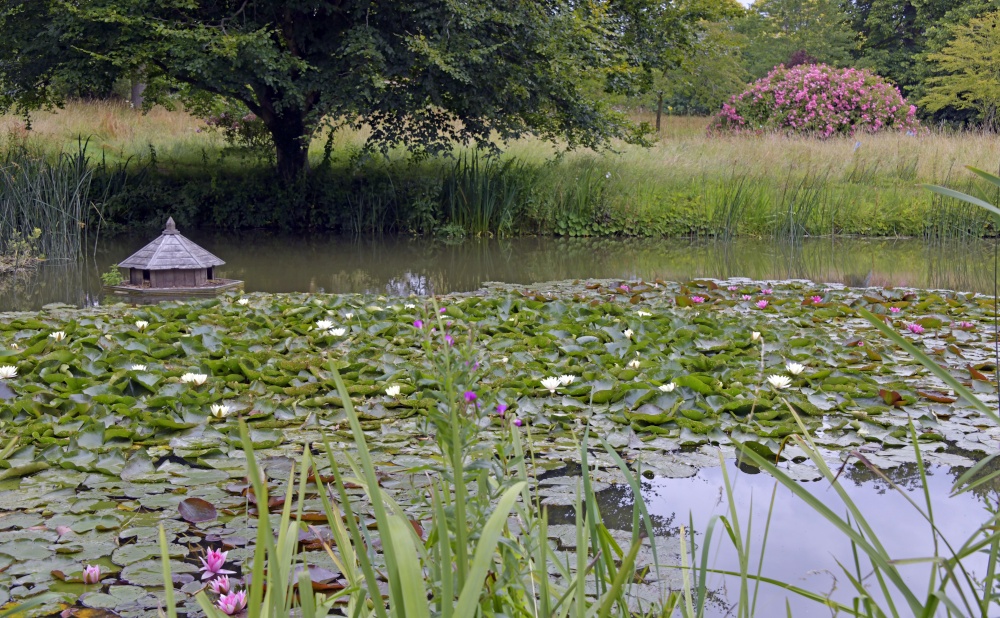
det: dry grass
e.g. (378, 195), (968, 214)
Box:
(6, 102), (998, 188)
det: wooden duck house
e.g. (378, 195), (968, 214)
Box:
(110, 218), (242, 298)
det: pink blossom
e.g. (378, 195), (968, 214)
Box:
(216, 590), (248, 615)
(463, 390), (477, 402)
(413, 320), (423, 329)
(209, 575), (232, 595)
(958, 321), (974, 329)
(756, 300), (768, 309)
(82, 564), (101, 584)
(761, 289), (772, 295)
(907, 323), (924, 334)
(810, 296), (823, 304)
(889, 307), (901, 313)
(200, 548), (236, 580)
(741, 295), (752, 301)
(497, 403), (507, 417)
(513, 418), (522, 427)
(728, 285), (738, 291)
(691, 296), (705, 304)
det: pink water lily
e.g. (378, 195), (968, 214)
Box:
(958, 321), (975, 329)
(761, 288), (773, 295)
(691, 296), (705, 304)
(216, 589), (248, 615)
(82, 564), (101, 584)
(209, 575), (232, 595)
(756, 300), (768, 309)
(907, 323), (924, 334)
(810, 296), (823, 304)
(200, 548), (236, 580)
(741, 295), (752, 301)
(889, 307), (901, 313)
(727, 285), (739, 291)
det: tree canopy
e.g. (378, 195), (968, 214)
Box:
(0, 0), (712, 179)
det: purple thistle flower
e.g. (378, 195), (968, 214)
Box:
(497, 403), (507, 416)
(513, 418), (522, 427)
(464, 391), (477, 402)
(413, 320), (423, 329)
(445, 334), (455, 346)
(439, 307), (447, 314)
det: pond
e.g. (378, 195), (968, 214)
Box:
(2, 234), (999, 312)
(2, 247), (999, 615)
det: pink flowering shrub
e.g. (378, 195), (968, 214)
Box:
(710, 64), (920, 138)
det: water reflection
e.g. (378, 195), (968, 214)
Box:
(548, 461), (996, 616)
(2, 235), (999, 311)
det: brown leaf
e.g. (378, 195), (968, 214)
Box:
(969, 365), (991, 382)
(879, 389), (904, 407)
(178, 497), (217, 523)
(918, 390), (957, 404)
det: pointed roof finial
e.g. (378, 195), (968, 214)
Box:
(163, 216), (178, 235)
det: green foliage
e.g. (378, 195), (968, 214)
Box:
(737, 0), (855, 79)
(99, 265), (124, 286)
(921, 11), (1000, 125)
(660, 20), (750, 116)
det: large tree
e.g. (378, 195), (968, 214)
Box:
(0, 0), (706, 180)
(921, 10), (1000, 126)
(737, 0), (854, 79)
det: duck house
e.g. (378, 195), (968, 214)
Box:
(111, 218), (242, 298)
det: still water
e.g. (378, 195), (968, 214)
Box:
(1, 233), (998, 312)
(549, 461), (994, 616)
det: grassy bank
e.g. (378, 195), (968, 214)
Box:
(3, 101), (1000, 238)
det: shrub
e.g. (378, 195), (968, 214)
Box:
(711, 64), (920, 137)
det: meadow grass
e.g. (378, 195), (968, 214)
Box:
(4, 101), (1000, 238)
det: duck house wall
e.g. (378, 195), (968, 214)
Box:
(149, 269), (207, 288)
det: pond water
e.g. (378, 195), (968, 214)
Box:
(548, 459), (995, 616)
(2, 234), (999, 312)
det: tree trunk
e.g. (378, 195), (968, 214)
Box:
(655, 91), (664, 135)
(266, 111), (310, 182)
(130, 81), (146, 109)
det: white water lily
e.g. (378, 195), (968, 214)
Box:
(181, 373), (208, 386)
(659, 382), (676, 393)
(751, 331), (761, 342)
(237, 298), (250, 306)
(49, 331), (66, 341)
(134, 320), (149, 331)
(328, 327), (346, 337)
(766, 374), (792, 390)
(558, 374), (576, 386)
(130, 364), (147, 372)
(385, 385), (401, 397)
(316, 320), (334, 331)
(345, 312), (354, 320)
(500, 357), (509, 364)
(785, 362), (805, 376)
(627, 359), (641, 369)
(10, 343), (18, 350)
(637, 310), (652, 317)
(0, 365), (17, 379)
(210, 403), (230, 418)
(541, 376), (562, 393)
(623, 329), (634, 339)
(405, 303), (416, 309)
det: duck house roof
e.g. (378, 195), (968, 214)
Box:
(118, 217), (225, 270)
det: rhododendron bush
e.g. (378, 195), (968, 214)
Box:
(711, 64), (920, 137)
